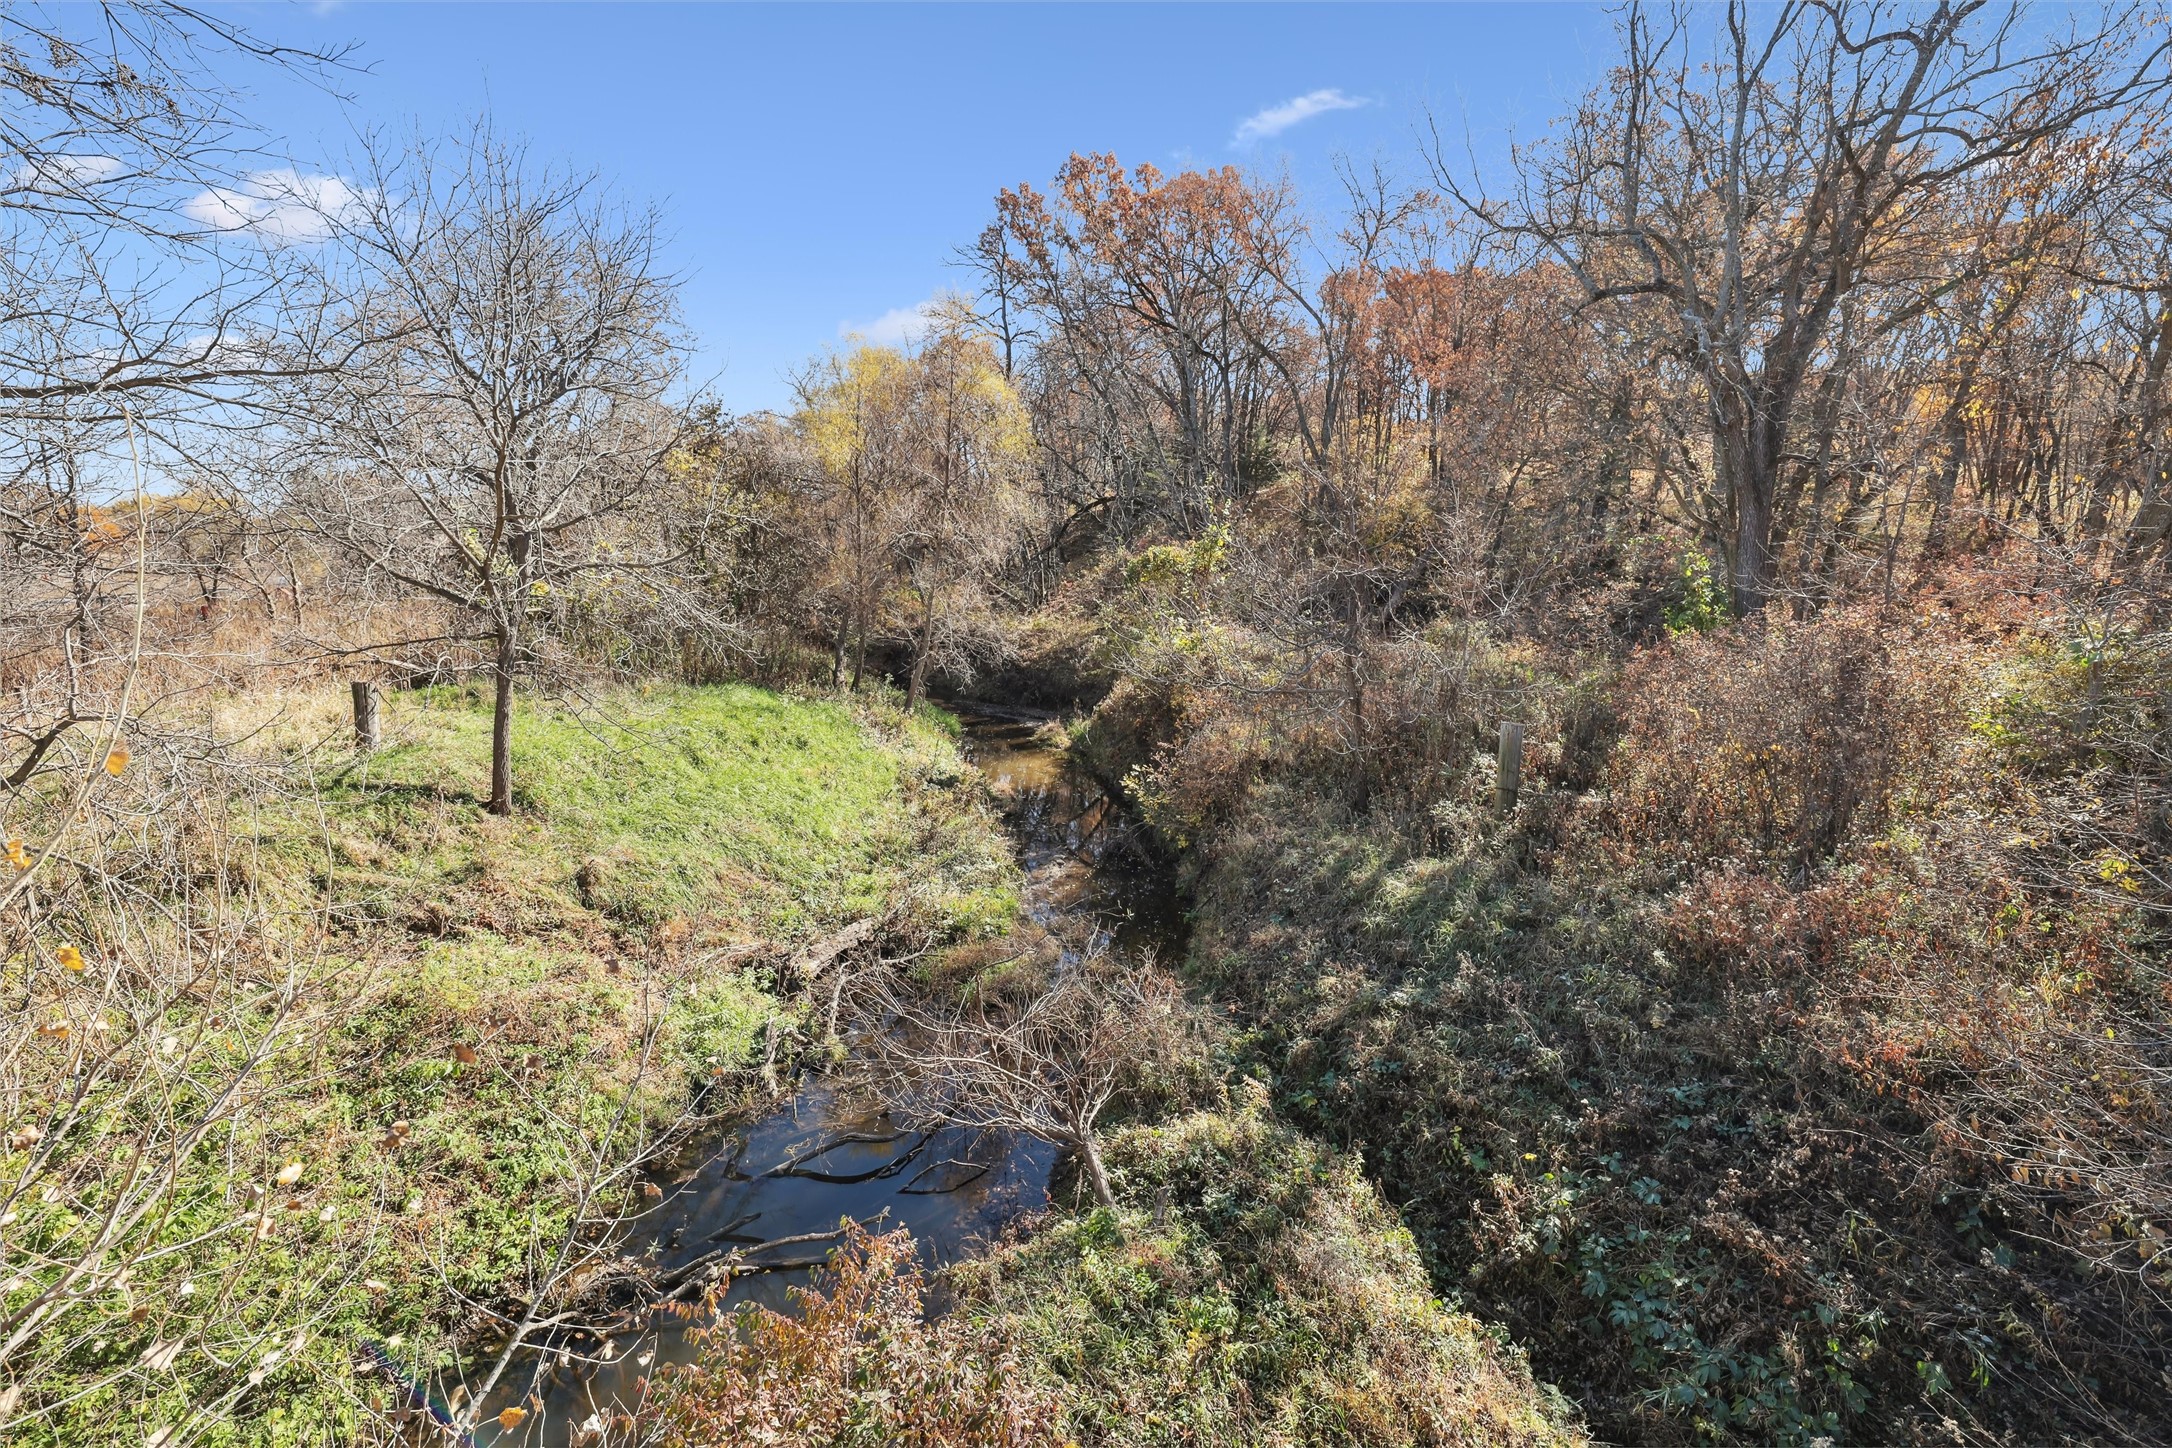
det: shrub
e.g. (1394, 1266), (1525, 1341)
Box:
(1607, 611), (1959, 873)
(1171, 630), (2172, 1441)
(654, 1223), (1061, 1447)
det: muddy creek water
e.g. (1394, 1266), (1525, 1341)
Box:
(470, 705), (1178, 1442)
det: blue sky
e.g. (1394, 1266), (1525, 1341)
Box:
(231, 2), (1617, 413)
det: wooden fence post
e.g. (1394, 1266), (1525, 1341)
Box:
(352, 681), (380, 752)
(1495, 720), (1524, 815)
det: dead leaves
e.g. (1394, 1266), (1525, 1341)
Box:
(244, 1329), (305, 1386)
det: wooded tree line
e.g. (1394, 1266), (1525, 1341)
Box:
(613, 0), (2172, 872)
(35, 1), (2172, 805)
(654, 0), (2157, 843)
(903, 0), (2172, 652)
(16, 0), (2172, 800)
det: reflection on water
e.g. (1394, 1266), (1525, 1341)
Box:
(475, 1081), (1056, 1440)
(468, 703), (1181, 1443)
(952, 703), (1186, 964)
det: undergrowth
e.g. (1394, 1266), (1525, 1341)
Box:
(1161, 609), (2172, 1445)
(953, 1091), (1582, 1447)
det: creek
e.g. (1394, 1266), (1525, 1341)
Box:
(470, 704), (1180, 1442)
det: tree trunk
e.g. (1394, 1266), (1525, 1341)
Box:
(1718, 401), (1779, 617)
(907, 651), (930, 711)
(1735, 479), (1774, 616)
(1589, 373), (1633, 529)
(906, 593), (937, 711)
(351, 680), (380, 752)
(1078, 1133), (1116, 1211)
(487, 626), (516, 816)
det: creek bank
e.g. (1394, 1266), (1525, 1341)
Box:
(69, 681), (1015, 1445)
(473, 702), (1183, 1441)
(456, 696), (1581, 1448)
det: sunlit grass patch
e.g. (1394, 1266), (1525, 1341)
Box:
(235, 681), (1013, 946)
(955, 1094), (1582, 1447)
(0, 679), (1020, 1444)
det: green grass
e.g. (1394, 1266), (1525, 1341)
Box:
(6, 680), (1021, 1445)
(953, 1092), (1581, 1447)
(258, 681), (1015, 943)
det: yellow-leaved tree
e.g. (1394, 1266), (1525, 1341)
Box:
(797, 341), (915, 689)
(797, 299), (1032, 704)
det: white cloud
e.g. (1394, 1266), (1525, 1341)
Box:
(1232, 88), (1367, 146)
(181, 168), (369, 245)
(9, 154), (126, 193)
(840, 298), (940, 348)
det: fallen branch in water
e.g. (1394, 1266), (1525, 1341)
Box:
(653, 1222), (865, 1305)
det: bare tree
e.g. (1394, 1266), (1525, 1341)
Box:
(0, 3), (351, 422)
(1437, 0), (2172, 614)
(848, 954), (1192, 1211)
(278, 124), (699, 814)
(0, 3), (355, 801)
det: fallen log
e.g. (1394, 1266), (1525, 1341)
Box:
(792, 917), (877, 980)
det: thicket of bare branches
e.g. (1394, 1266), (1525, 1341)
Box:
(846, 952), (1193, 1210)
(1437, 0), (2172, 614)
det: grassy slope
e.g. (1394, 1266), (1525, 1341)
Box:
(1179, 774), (2162, 1445)
(282, 680), (1015, 940)
(957, 1094), (1582, 1448)
(17, 682), (1014, 1445)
